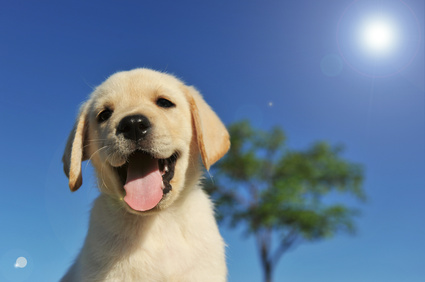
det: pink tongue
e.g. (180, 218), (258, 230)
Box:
(123, 152), (163, 211)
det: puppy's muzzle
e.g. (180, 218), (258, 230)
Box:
(117, 114), (151, 141)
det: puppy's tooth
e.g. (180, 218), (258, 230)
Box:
(165, 165), (169, 172)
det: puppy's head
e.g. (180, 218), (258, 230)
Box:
(62, 69), (229, 214)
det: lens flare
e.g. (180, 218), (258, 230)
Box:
(359, 17), (398, 56)
(337, 0), (420, 77)
(14, 257), (27, 268)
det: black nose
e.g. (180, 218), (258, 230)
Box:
(117, 115), (151, 141)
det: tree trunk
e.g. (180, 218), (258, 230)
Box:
(263, 258), (273, 282)
(259, 233), (274, 282)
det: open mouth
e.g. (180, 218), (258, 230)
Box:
(115, 151), (178, 211)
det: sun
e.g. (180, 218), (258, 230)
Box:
(337, 0), (420, 77)
(359, 17), (398, 56)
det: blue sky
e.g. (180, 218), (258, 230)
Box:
(0, 0), (423, 281)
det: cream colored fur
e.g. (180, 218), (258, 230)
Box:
(61, 68), (229, 282)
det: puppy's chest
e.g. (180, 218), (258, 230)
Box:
(119, 220), (199, 279)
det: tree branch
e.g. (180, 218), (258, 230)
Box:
(271, 229), (299, 266)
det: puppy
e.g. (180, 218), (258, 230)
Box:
(61, 69), (230, 281)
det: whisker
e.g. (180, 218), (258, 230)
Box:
(83, 146), (108, 173)
(100, 152), (117, 194)
(88, 146), (109, 162)
(82, 139), (109, 149)
(100, 158), (111, 193)
(86, 138), (109, 142)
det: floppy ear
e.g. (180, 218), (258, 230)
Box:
(185, 86), (230, 170)
(62, 103), (89, 191)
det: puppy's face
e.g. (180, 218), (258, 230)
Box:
(63, 69), (230, 215)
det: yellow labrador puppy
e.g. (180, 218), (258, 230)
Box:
(61, 69), (229, 281)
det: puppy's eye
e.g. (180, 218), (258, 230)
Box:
(97, 108), (113, 123)
(156, 98), (175, 108)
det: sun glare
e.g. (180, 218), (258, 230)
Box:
(360, 17), (398, 56)
(337, 0), (420, 77)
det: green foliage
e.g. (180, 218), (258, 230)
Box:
(205, 120), (366, 282)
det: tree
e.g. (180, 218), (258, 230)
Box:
(205, 120), (365, 282)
